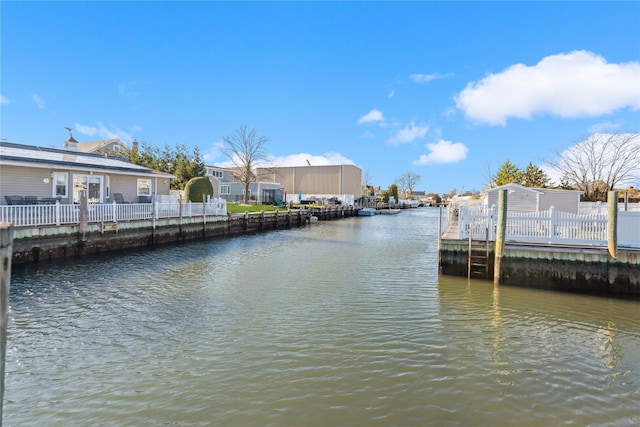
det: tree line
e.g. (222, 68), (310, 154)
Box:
(490, 133), (639, 201)
(129, 142), (206, 190)
(98, 129), (638, 203)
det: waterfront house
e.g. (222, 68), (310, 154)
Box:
(205, 165), (283, 203)
(256, 164), (362, 205)
(483, 183), (582, 214)
(0, 139), (174, 205)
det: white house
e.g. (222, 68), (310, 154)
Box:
(1, 139), (174, 205)
(483, 183), (583, 214)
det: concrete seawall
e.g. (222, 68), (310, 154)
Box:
(439, 239), (640, 297)
(11, 207), (355, 265)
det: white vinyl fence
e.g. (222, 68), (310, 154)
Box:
(455, 205), (639, 248)
(0, 198), (228, 228)
(579, 201), (640, 214)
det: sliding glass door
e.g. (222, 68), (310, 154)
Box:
(73, 174), (103, 203)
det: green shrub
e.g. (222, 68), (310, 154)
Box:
(184, 176), (214, 202)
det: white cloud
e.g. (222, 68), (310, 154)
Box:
(588, 120), (624, 134)
(409, 72), (453, 84)
(0, 95), (10, 105)
(265, 152), (356, 167)
(359, 130), (376, 139)
(388, 90), (395, 99)
(202, 140), (226, 163)
(541, 164), (563, 186)
(204, 149), (357, 169)
(32, 94), (45, 109)
(117, 80), (148, 97)
(410, 73), (438, 83)
(455, 50), (640, 126)
(358, 109), (384, 124)
(388, 122), (428, 145)
(414, 139), (468, 165)
(74, 123), (98, 136)
(74, 121), (132, 142)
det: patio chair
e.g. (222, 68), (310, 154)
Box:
(138, 196), (152, 203)
(4, 195), (23, 205)
(23, 196), (38, 205)
(113, 193), (127, 204)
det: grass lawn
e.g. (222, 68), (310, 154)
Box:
(226, 203), (300, 214)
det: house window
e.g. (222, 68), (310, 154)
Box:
(52, 172), (68, 198)
(137, 179), (151, 196)
(73, 174), (103, 203)
(207, 169), (223, 178)
(220, 185), (230, 195)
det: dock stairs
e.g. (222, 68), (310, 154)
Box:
(468, 229), (490, 279)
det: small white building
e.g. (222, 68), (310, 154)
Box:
(483, 183), (583, 214)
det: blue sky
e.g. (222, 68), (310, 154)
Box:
(2, 1), (639, 193)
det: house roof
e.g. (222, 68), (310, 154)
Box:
(484, 183), (543, 194)
(0, 141), (174, 178)
(483, 183), (583, 195)
(77, 138), (128, 153)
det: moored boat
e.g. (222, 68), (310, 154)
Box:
(358, 208), (377, 216)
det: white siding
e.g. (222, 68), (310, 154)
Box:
(537, 189), (580, 214)
(486, 186), (539, 212)
(1, 165), (173, 205)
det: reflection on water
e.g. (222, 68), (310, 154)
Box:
(4, 209), (640, 426)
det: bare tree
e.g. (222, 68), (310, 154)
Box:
(395, 172), (422, 199)
(221, 125), (270, 204)
(546, 133), (640, 200)
(362, 169), (374, 199)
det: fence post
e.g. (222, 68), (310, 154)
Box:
(203, 199), (207, 225)
(1, 222), (14, 423)
(55, 200), (61, 226)
(494, 189), (508, 285)
(79, 192), (88, 233)
(549, 206), (555, 243)
(467, 225), (472, 279)
(608, 191), (618, 259)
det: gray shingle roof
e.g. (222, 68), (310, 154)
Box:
(0, 141), (174, 178)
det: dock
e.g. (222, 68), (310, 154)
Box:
(438, 192), (640, 297)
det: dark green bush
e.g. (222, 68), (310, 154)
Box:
(184, 176), (214, 202)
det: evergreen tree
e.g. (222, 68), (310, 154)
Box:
(130, 141), (205, 190)
(521, 162), (550, 188)
(492, 160), (522, 187)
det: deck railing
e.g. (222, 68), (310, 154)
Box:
(0, 198), (228, 228)
(454, 205), (639, 248)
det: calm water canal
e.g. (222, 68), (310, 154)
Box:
(4, 208), (640, 426)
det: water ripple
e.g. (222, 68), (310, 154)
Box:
(4, 209), (640, 426)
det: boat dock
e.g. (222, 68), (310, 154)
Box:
(438, 191), (640, 297)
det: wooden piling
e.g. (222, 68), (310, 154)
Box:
(494, 189), (508, 285)
(437, 206), (442, 274)
(1, 222), (14, 423)
(607, 191), (618, 259)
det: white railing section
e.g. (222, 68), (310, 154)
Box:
(453, 205), (639, 248)
(0, 198), (228, 228)
(579, 201), (640, 214)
